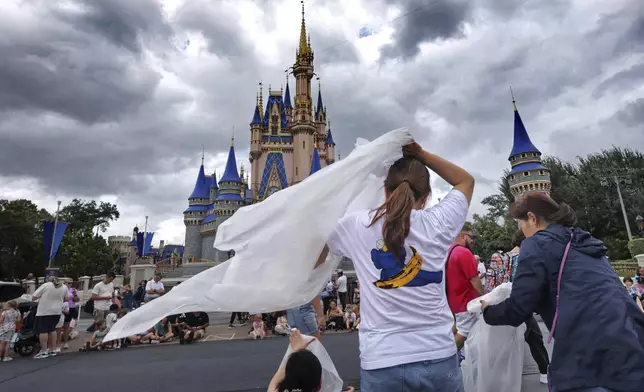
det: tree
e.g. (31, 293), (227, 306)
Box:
(55, 199), (120, 278)
(471, 196), (517, 260)
(0, 200), (51, 280)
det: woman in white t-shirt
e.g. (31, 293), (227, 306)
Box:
(317, 142), (474, 392)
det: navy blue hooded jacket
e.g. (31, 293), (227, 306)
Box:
(483, 224), (644, 391)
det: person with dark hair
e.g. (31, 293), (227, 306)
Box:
(316, 142), (475, 392)
(268, 329), (354, 392)
(508, 229), (549, 384)
(482, 192), (644, 392)
(446, 224), (483, 353)
(90, 272), (116, 333)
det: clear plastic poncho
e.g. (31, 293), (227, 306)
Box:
(106, 128), (412, 341)
(462, 283), (527, 392)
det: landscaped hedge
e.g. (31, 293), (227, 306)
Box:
(628, 238), (644, 258)
(611, 259), (638, 278)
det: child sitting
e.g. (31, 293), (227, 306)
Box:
(273, 311), (289, 336)
(344, 305), (358, 332)
(80, 320), (109, 351)
(249, 314), (266, 340)
(151, 317), (174, 343)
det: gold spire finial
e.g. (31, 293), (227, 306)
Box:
(299, 1), (308, 55)
(231, 126), (235, 147)
(510, 86), (517, 111)
(201, 145), (205, 165)
(259, 81), (264, 119)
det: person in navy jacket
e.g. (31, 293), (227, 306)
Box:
(482, 192), (644, 392)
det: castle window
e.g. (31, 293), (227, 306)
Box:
(533, 153), (538, 157)
(524, 172), (529, 177)
(303, 141), (306, 149)
(521, 153), (527, 158)
(539, 170), (544, 175)
(510, 175), (515, 180)
(301, 114), (305, 121)
(296, 167), (299, 176)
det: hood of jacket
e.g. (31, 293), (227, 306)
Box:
(535, 224), (606, 259)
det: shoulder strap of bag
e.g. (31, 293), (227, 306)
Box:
(546, 232), (574, 344)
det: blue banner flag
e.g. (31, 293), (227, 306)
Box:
(143, 232), (154, 256)
(43, 220), (68, 266)
(136, 232), (144, 256)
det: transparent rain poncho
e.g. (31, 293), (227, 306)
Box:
(462, 283), (527, 392)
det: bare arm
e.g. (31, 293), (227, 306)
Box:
(267, 365), (286, 392)
(405, 144), (475, 205)
(470, 276), (484, 296)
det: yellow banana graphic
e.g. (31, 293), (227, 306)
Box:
(374, 246), (423, 289)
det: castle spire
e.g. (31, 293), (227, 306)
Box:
(316, 77), (323, 117)
(189, 159), (209, 199)
(310, 145), (322, 175)
(284, 71), (292, 108)
(299, 1), (308, 55)
(220, 143), (242, 184)
(258, 81), (264, 120)
(509, 93), (540, 158)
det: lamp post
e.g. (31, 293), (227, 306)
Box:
(600, 172), (633, 241)
(45, 201), (62, 279)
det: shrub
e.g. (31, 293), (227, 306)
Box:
(628, 238), (644, 258)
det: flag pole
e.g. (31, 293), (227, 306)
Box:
(143, 216), (149, 257)
(48, 201), (62, 268)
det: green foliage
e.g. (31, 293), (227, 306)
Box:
(471, 195), (517, 260)
(0, 200), (52, 280)
(628, 238), (644, 257)
(0, 198), (120, 280)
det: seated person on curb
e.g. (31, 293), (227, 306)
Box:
(325, 301), (344, 331)
(151, 317), (174, 343)
(167, 314), (184, 337)
(274, 311), (290, 336)
(178, 312), (210, 344)
(126, 329), (158, 345)
(267, 329), (355, 392)
(80, 320), (109, 351)
(344, 305), (359, 332)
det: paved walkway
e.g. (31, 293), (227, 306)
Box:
(2, 328), (549, 392)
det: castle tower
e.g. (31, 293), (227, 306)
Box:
(215, 138), (244, 225)
(250, 89), (263, 197)
(310, 144), (322, 175)
(326, 120), (336, 165)
(184, 156), (210, 262)
(209, 171), (219, 203)
(291, 1), (317, 183)
(507, 94), (551, 199)
(284, 78), (293, 124)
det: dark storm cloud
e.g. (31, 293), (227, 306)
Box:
(593, 63), (644, 99)
(53, 0), (174, 54)
(0, 0), (174, 124)
(174, 0), (254, 60)
(615, 98), (644, 127)
(380, 0), (471, 60)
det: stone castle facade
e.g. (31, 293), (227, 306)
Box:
(183, 3), (337, 263)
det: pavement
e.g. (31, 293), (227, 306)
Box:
(1, 314), (551, 392)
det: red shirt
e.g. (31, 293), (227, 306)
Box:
(446, 244), (480, 313)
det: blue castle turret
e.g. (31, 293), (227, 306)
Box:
(183, 156), (210, 262)
(507, 94), (551, 199)
(310, 145), (322, 175)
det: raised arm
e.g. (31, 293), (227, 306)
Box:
(404, 143), (475, 205)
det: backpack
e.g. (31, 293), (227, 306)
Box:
(83, 299), (94, 314)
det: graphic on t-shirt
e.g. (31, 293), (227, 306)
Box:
(371, 240), (443, 289)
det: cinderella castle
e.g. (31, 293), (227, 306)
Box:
(182, 3), (337, 263)
(506, 92), (552, 198)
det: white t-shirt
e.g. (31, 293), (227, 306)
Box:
(336, 275), (348, 293)
(327, 189), (468, 370)
(92, 281), (114, 311)
(345, 311), (357, 324)
(145, 280), (164, 299)
(33, 282), (68, 316)
(106, 312), (118, 329)
(477, 261), (487, 285)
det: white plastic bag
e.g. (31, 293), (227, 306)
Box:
(280, 333), (343, 392)
(106, 128), (412, 341)
(462, 283), (526, 392)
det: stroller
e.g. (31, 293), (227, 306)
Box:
(13, 301), (40, 357)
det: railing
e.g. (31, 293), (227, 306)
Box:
(612, 261), (638, 278)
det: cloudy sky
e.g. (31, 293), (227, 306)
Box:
(0, 0), (642, 246)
